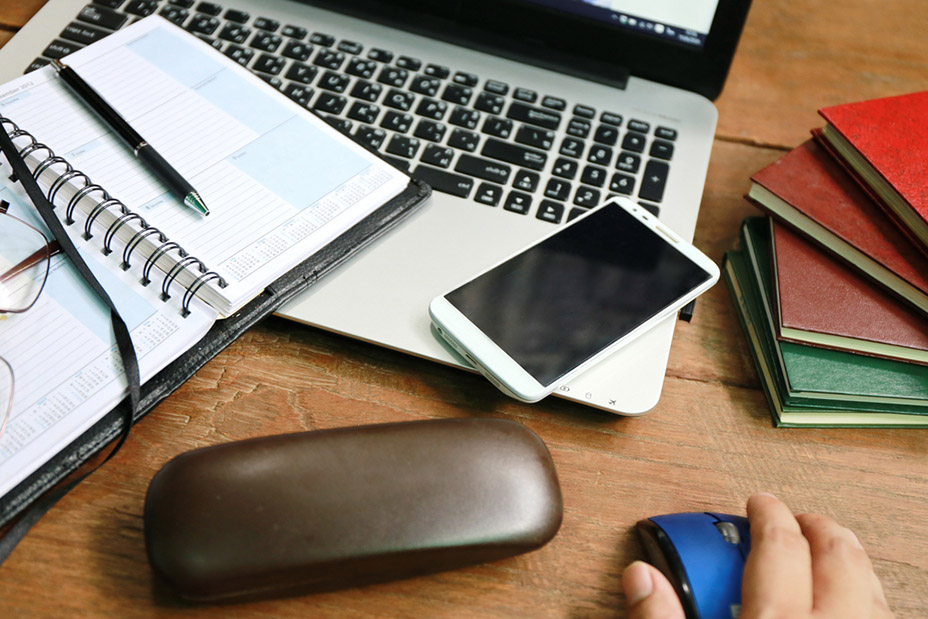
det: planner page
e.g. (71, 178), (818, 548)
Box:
(0, 181), (215, 499)
(0, 16), (410, 316)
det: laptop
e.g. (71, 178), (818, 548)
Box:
(0, 0), (752, 414)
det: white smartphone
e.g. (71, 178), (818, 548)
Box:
(428, 197), (720, 402)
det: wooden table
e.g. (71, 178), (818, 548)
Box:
(2, 1), (927, 616)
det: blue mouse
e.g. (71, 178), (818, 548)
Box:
(636, 512), (751, 619)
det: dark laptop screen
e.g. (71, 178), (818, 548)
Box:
(519, 0), (722, 48)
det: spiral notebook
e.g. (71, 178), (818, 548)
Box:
(0, 17), (427, 525)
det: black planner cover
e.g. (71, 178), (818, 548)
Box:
(0, 178), (431, 528)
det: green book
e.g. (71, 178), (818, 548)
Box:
(724, 241), (928, 428)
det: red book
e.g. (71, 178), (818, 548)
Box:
(771, 221), (928, 365)
(747, 139), (928, 314)
(818, 91), (928, 249)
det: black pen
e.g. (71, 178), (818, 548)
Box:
(50, 58), (209, 216)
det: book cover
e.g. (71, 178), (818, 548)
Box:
(723, 247), (928, 428)
(747, 139), (928, 314)
(770, 220), (928, 365)
(818, 91), (928, 248)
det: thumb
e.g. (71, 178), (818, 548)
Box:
(623, 561), (686, 619)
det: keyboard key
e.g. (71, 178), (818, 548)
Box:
(587, 145), (613, 165)
(513, 87), (537, 103)
(254, 17), (279, 32)
(158, 6), (189, 25)
(410, 75), (441, 97)
(449, 106), (480, 130)
(224, 9), (249, 23)
(559, 137), (584, 159)
(453, 72), (479, 87)
(566, 118), (591, 138)
(384, 88), (415, 111)
(513, 169), (540, 193)
(282, 39), (313, 61)
(482, 117), (513, 139)
(42, 39), (82, 59)
(377, 66), (409, 87)
(552, 157), (578, 179)
(314, 48), (346, 69)
(475, 183), (503, 206)
(639, 202), (661, 217)
(219, 23), (251, 44)
(170, 0), (194, 6)
(187, 14), (219, 35)
(313, 93), (346, 114)
(639, 160), (669, 202)
(574, 186), (601, 208)
(282, 25), (307, 39)
(656, 126), (678, 141)
(484, 80), (509, 95)
(338, 40), (363, 55)
(347, 101), (380, 124)
(412, 166), (473, 198)
(621, 132), (646, 153)
(536, 200), (564, 223)
(649, 140), (674, 160)
(94, 0), (125, 7)
(482, 138), (547, 171)
(507, 102), (561, 130)
(456, 154), (511, 184)
(196, 2), (222, 16)
(319, 70), (350, 93)
(541, 96), (566, 111)
(368, 48), (394, 63)
(383, 155), (410, 171)
(593, 125), (619, 146)
(474, 92), (504, 115)
(505, 191), (533, 214)
(413, 119), (447, 143)
(421, 144), (454, 168)
(346, 57), (377, 78)
(258, 74), (283, 89)
(567, 207), (588, 222)
(285, 62), (317, 84)
(580, 165), (607, 187)
(415, 98), (448, 120)
(381, 110), (413, 133)
(628, 119), (651, 133)
(441, 84), (473, 106)
(386, 135), (421, 159)
(396, 56), (421, 71)
(253, 54), (285, 75)
(425, 64), (450, 79)
(125, 0), (158, 16)
(544, 179), (571, 201)
(349, 80), (382, 102)
(251, 32), (282, 52)
(610, 172), (635, 195)
(310, 32), (335, 47)
(60, 22), (109, 45)
(515, 126), (555, 150)
(448, 128), (479, 152)
(283, 84), (313, 108)
(573, 104), (595, 119)
(616, 151), (641, 173)
(224, 45), (254, 66)
(354, 125), (387, 150)
(600, 112), (622, 126)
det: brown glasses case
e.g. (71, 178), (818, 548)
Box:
(143, 417), (562, 602)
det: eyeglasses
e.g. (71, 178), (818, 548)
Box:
(0, 200), (62, 439)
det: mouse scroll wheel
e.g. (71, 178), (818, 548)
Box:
(714, 521), (741, 544)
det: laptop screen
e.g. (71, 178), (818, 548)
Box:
(520, 0), (722, 48)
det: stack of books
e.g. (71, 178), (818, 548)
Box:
(724, 91), (928, 427)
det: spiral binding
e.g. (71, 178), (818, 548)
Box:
(0, 114), (227, 316)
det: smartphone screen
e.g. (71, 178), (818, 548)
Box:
(444, 204), (715, 387)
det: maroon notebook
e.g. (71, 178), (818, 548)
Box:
(819, 91), (928, 248)
(771, 222), (928, 364)
(748, 139), (928, 312)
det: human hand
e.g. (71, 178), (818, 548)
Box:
(622, 493), (893, 618)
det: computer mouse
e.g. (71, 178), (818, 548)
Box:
(636, 512), (750, 619)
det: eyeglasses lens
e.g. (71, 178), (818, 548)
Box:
(0, 213), (51, 313)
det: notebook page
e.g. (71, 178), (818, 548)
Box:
(0, 16), (410, 316)
(0, 182), (216, 499)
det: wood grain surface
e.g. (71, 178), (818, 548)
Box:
(2, 1), (927, 616)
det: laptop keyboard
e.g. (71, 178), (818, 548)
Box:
(28, 0), (679, 225)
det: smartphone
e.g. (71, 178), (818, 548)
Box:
(428, 197), (720, 402)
